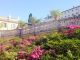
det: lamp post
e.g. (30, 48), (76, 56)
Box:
(33, 24), (36, 36)
(28, 23), (32, 37)
(28, 23), (36, 36)
(57, 20), (61, 32)
(18, 28), (22, 38)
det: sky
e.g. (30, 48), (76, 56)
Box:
(0, 0), (80, 22)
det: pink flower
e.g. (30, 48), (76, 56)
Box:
(10, 39), (18, 47)
(28, 46), (44, 60)
(30, 52), (39, 58)
(17, 50), (26, 59)
(66, 25), (80, 29)
(0, 43), (5, 53)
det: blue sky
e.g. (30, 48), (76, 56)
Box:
(0, 0), (80, 22)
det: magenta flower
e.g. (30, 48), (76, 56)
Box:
(66, 25), (80, 29)
(28, 46), (44, 60)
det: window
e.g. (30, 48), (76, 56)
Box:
(76, 8), (77, 10)
(4, 23), (7, 28)
(76, 12), (78, 14)
(68, 15), (70, 17)
(72, 14), (74, 16)
(64, 21), (65, 23)
(11, 24), (15, 28)
(13, 24), (15, 28)
(63, 11), (66, 14)
(67, 10), (69, 13)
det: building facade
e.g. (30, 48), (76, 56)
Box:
(0, 17), (18, 30)
(61, 6), (80, 19)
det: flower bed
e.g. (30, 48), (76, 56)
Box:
(0, 25), (80, 60)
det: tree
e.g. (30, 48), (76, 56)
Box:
(50, 10), (61, 20)
(18, 20), (27, 29)
(28, 13), (40, 25)
(28, 13), (33, 25)
(28, 13), (41, 36)
(31, 17), (41, 25)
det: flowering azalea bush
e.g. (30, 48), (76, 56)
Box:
(0, 43), (5, 53)
(0, 36), (37, 60)
(34, 26), (80, 60)
(66, 25), (80, 29)
(28, 46), (44, 60)
(17, 50), (27, 59)
(0, 26), (80, 60)
(61, 25), (80, 39)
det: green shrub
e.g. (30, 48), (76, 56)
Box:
(41, 53), (55, 60)
(34, 28), (80, 59)
(74, 28), (80, 39)
(0, 51), (17, 60)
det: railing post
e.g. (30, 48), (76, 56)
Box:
(18, 28), (22, 38)
(34, 24), (36, 36)
(57, 20), (61, 32)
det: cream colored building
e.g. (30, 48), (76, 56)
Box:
(0, 16), (19, 30)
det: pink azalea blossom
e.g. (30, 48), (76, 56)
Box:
(17, 50), (26, 59)
(28, 46), (44, 60)
(66, 25), (80, 29)
(0, 43), (5, 52)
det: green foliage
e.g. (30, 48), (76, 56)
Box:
(41, 54), (55, 60)
(74, 28), (80, 39)
(50, 10), (61, 20)
(57, 54), (69, 60)
(0, 28), (80, 60)
(4, 51), (17, 60)
(0, 51), (17, 60)
(0, 54), (6, 60)
(18, 20), (27, 28)
(56, 50), (79, 60)
(27, 44), (35, 54)
(30, 17), (40, 24)
(66, 50), (74, 60)
(28, 13), (33, 24)
(28, 13), (40, 25)
(34, 29), (80, 59)
(48, 32), (63, 41)
(12, 37), (22, 42)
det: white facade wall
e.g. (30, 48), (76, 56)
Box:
(61, 6), (80, 19)
(0, 17), (18, 30)
(0, 21), (18, 30)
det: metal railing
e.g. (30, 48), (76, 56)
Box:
(0, 19), (80, 38)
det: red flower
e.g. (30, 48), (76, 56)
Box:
(0, 43), (5, 53)
(17, 50), (26, 59)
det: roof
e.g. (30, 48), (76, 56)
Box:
(61, 5), (80, 13)
(0, 16), (19, 23)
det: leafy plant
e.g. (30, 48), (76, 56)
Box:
(4, 51), (17, 60)
(41, 54), (55, 60)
